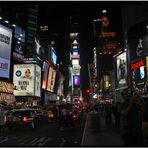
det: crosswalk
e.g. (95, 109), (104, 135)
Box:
(0, 136), (8, 144)
(0, 136), (52, 146)
(18, 137), (53, 146)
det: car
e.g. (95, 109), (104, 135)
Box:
(5, 108), (39, 129)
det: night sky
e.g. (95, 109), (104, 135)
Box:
(37, 2), (123, 91)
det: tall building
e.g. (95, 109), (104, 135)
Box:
(68, 16), (82, 104)
(0, 5), (38, 57)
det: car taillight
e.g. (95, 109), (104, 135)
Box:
(4, 116), (7, 123)
(72, 115), (76, 119)
(22, 117), (28, 122)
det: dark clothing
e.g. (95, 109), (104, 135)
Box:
(120, 100), (141, 131)
(104, 103), (112, 127)
(112, 105), (120, 127)
(120, 100), (144, 146)
(143, 102), (148, 122)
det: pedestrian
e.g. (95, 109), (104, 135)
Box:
(104, 102), (112, 128)
(112, 102), (121, 128)
(119, 88), (144, 146)
(142, 99), (148, 146)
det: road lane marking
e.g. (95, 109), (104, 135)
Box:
(31, 137), (45, 146)
(38, 137), (52, 146)
(29, 137), (39, 145)
(0, 137), (8, 144)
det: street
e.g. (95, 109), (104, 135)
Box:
(0, 119), (86, 146)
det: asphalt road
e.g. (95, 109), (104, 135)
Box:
(0, 118), (86, 146)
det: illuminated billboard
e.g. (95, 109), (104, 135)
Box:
(131, 58), (147, 91)
(42, 61), (49, 89)
(13, 64), (41, 97)
(47, 66), (53, 92)
(73, 75), (80, 88)
(72, 59), (79, 65)
(115, 52), (127, 88)
(51, 49), (57, 65)
(46, 66), (56, 92)
(0, 24), (12, 79)
(50, 69), (56, 92)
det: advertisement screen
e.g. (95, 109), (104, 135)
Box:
(72, 59), (79, 65)
(51, 49), (57, 65)
(46, 66), (53, 91)
(35, 65), (41, 97)
(13, 64), (35, 96)
(73, 75), (80, 88)
(0, 24), (12, 78)
(131, 58), (147, 83)
(129, 36), (148, 61)
(50, 69), (56, 92)
(42, 61), (49, 89)
(116, 52), (127, 88)
(140, 66), (145, 80)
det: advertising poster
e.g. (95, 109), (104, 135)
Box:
(116, 52), (127, 88)
(42, 61), (49, 89)
(51, 49), (57, 65)
(13, 64), (35, 96)
(35, 65), (41, 97)
(46, 66), (53, 91)
(50, 69), (56, 92)
(129, 35), (148, 61)
(0, 24), (12, 79)
(73, 75), (80, 88)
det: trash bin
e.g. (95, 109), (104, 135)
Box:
(90, 113), (101, 130)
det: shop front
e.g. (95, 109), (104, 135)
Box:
(130, 57), (148, 94)
(0, 81), (15, 105)
(128, 20), (148, 95)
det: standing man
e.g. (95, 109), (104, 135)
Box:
(119, 88), (144, 146)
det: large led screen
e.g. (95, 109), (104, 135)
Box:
(73, 75), (80, 88)
(13, 64), (35, 96)
(116, 52), (127, 88)
(0, 24), (12, 78)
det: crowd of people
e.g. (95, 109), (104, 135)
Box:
(91, 88), (148, 146)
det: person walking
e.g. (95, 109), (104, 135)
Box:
(112, 102), (121, 128)
(104, 102), (112, 128)
(119, 88), (144, 146)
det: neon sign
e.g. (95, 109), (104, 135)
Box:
(131, 59), (144, 70)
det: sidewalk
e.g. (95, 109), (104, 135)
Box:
(81, 112), (124, 146)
